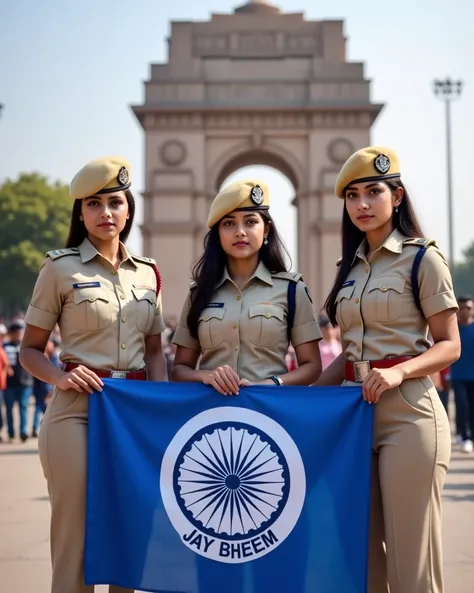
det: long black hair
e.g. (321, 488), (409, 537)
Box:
(65, 190), (136, 248)
(187, 210), (290, 339)
(325, 178), (424, 325)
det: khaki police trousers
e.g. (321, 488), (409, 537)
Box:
(38, 387), (134, 593)
(366, 377), (451, 593)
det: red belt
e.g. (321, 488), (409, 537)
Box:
(344, 357), (414, 383)
(64, 363), (147, 381)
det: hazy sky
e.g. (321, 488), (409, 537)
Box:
(1, 0), (472, 268)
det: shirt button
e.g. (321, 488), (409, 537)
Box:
(112, 271), (117, 276)
(121, 343), (126, 350)
(120, 295), (125, 300)
(357, 347), (361, 353)
(365, 268), (369, 273)
(204, 316), (210, 321)
(89, 296), (95, 302)
(265, 313), (271, 318)
(121, 317), (127, 323)
(358, 321), (362, 326)
(232, 323), (237, 329)
(236, 295), (241, 301)
(235, 345), (239, 351)
(381, 286), (388, 292)
(355, 297), (360, 304)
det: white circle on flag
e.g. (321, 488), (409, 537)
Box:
(160, 406), (306, 563)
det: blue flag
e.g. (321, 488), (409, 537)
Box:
(85, 382), (373, 593)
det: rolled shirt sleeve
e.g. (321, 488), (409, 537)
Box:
(25, 257), (62, 331)
(290, 281), (322, 346)
(418, 248), (458, 318)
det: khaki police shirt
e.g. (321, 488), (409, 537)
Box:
(25, 238), (165, 371)
(173, 262), (321, 382)
(335, 229), (458, 362)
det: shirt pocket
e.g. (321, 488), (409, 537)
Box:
(73, 288), (112, 332)
(367, 277), (406, 322)
(335, 284), (355, 331)
(198, 308), (226, 350)
(248, 304), (285, 348)
(132, 287), (157, 334)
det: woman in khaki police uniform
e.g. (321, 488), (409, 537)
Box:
(316, 146), (460, 593)
(171, 178), (322, 593)
(19, 156), (168, 593)
(171, 178), (322, 391)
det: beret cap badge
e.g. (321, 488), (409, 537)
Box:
(118, 166), (129, 186)
(374, 154), (391, 174)
(250, 185), (264, 205)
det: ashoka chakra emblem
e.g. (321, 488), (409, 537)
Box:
(173, 422), (289, 541)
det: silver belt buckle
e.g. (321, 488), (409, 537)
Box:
(110, 371), (127, 379)
(353, 361), (371, 383)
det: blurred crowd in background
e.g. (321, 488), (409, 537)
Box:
(1, 300), (473, 454)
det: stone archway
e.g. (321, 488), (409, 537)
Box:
(132, 0), (383, 315)
(212, 145), (301, 194)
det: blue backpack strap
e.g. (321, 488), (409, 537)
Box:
(287, 280), (297, 343)
(404, 238), (437, 313)
(411, 247), (427, 312)
(271, 272), (303, 343)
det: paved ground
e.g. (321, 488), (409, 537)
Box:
(1, 416), (473, 593)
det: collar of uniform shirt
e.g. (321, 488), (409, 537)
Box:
(78, 237), (137, 268)
(352, 228), (405, 265)
(216, 260), (273, 288)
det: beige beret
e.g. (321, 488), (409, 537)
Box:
(335, 146), (401, 199)
(207, 179), (270, 228)
(69, 156), (131, 199)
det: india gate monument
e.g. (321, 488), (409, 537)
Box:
(131, 0), (383, 315)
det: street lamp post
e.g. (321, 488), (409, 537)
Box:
(433, 77), (463, 269)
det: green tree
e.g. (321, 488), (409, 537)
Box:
(452, 242), (474, 297)
(0, 173), (71, 315)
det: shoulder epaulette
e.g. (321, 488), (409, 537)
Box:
(131, 254), (157, 266)
(132, 254), (161, 295)
(336, 257), (342, 267)
(271, 271), (303, 283)
(403, 238), (437, 249)
(46, 248), (80, 261)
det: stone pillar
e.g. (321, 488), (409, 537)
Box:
(132, 5), (383, 317)
(140, 130), (208, 314)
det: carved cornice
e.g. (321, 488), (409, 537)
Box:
(131, 104), (384, 131)
(192, 30), (322, 59)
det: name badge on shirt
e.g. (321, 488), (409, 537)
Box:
(207, 302), (225, 308)
(341, 280), (355, 288)
(73, 282), (101, 289)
